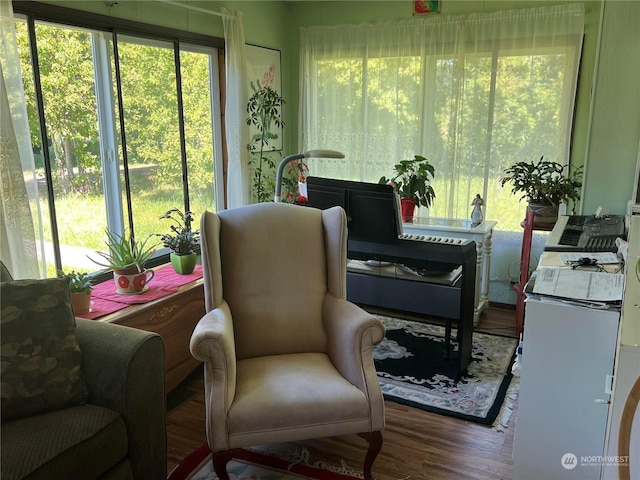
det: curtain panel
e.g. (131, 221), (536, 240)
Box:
(222, 8), (251, 209)
(0, 0), (44, 278)
(299, 3), (584, 231)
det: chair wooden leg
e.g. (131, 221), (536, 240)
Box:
(212, 450), (237, 480)
(359, 431), (383, 480)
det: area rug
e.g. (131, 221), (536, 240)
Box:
(167, 442), (362, 480)
(374, 315), (519, 427)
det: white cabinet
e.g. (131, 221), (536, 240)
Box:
(602, 216), (640, 479)
(513, 299), (619, 480)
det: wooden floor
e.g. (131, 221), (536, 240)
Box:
(166, 305), (518, 480)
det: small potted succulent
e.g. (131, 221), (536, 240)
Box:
(379, 155), (436, 222)
(59, 270), (93, 315)
(500, 156), (583, 225)
(158, 208), (200, 274)
(90, 229), (158, 294)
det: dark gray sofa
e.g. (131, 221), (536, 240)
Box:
(0, 318), (167, 479)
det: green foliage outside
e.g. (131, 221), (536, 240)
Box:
(15, 21), (217, 277)
(311, 51), (574, 232)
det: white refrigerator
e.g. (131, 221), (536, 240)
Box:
(513, 297), (620, 480)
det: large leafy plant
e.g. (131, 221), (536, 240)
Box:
(157, 208), (200, 255)
(90, 229), (158, 273)
(500, 156), (582, 206)
(246, 84), (285, 203)
(379, 155), (436, 208)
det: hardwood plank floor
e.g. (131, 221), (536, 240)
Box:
(166, 305), (518, 479)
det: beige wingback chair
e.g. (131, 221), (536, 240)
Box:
(190, 202), (385, 480)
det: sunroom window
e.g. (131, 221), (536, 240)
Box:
(12, 16), (223, 278)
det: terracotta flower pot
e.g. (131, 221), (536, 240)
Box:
(70, 290), (92, 315)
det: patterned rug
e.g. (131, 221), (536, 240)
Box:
(374, 315), (519, 427)
(167, 443), (362, 480)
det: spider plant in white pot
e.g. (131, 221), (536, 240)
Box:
(90, 229), (158, 294)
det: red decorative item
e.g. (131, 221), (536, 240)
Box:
(118, 276), (129, 288)
(414, 0), (440, 15)
(400, 197), (416, 223)
(133, 274), (147, 291)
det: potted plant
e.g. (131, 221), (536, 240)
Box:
(158, 208), (200, 274)
(60, 270), (93, 315)
(281, 159), (309, 204)
(90, 229), (158, 294)
(379, 155), (436, 222)
(246, 83), (285, 203)
(500, 156), (583, 225)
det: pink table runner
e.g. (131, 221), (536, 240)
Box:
(77, 264), (203, 320)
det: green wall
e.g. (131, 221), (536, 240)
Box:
(580, 0), (640, 213)
(42, 0), (640, 215)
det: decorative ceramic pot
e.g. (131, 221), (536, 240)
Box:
(528, 202), (559, 227)
(400, 197), (416, 223)
(113, 268), (154, 294)
(70, 290), (92, 315)
(170, 252), (197, 275)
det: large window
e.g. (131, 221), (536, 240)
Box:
(300, 4), (585, 232)
(13, 9), (223, 277)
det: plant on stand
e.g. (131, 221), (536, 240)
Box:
(500, 156), (582, 226)
(59, 270), (93, 315)
(246, 84), (285, 203)
(157, 208), (200, 274)
(379, 155), (436, 223)
(90, 229), (158, 294)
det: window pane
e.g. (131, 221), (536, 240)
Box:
(14, 17), (222, 277)
(117, 36), (183, 242)
(181, 48), (216, 216)
(27, 22), (108, 276)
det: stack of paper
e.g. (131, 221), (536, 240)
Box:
(531, 267), (624, 303)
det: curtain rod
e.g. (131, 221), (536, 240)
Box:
(157, 0), (223, 17)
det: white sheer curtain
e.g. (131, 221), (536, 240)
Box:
(299, 3), (584, 232)
(0, 0), (44, 279)
(221, 8), (250, 209)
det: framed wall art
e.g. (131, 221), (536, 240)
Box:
(413, 0), (440, 15)
(246, 44), (283, 152)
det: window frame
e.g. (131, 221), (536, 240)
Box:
(13, 1), (226, 279)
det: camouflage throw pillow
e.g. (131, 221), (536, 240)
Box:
(1, 278), (88, 423)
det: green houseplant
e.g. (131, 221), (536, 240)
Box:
(158, 208), (200, 274)
(246, 84), (285, 203)
(379, 155), (436, 222)
(59, 270), (93, 314)
(90, 229), (158, 294)
(500, 156), (583, 225)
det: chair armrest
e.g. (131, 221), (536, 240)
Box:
(323, 295), (385, 391)
(190, 300), (237, 450)
(74, 318), (166, 480)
